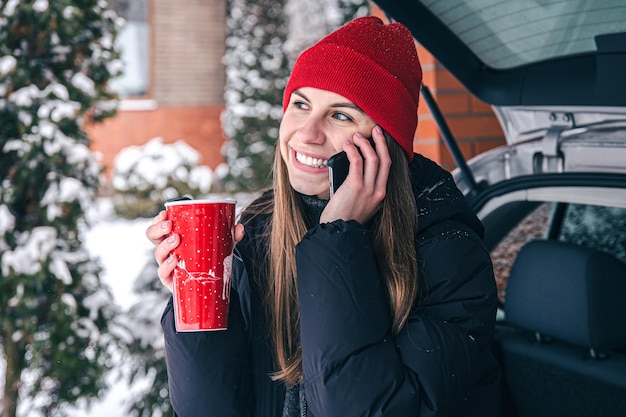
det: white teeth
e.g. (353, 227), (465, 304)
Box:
(296, 152), (328, 168)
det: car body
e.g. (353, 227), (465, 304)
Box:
(374, 1), (626, 416)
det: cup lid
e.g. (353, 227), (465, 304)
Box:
(164, 198), (237, 208)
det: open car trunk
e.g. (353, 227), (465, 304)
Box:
(373, 2), (626, 417)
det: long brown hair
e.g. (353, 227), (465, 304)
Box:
(256, 133), (418, 386)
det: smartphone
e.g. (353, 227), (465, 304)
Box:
(328, 137), (375, 197)
(328, 151), (350, 197)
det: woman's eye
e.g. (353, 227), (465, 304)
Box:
(293, 101), (308, 110)
(333, 112), (352, 122)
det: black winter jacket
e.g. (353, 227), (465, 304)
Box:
(161, 154), (500, 417)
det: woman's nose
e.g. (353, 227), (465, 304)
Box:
(297, 118), (325, 144)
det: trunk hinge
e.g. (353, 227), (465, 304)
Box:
(533, 112), (574, 173)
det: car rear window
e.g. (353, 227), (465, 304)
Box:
(422, 0), (626, 69)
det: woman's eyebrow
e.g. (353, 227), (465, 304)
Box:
(331, 102), (365, 114)
(293, 89), (365, 114)
(293, 90), (309, 101)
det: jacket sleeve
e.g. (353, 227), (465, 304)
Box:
(161, 256), (254, 417)
(296, 219), (498, 417)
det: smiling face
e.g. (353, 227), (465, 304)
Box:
(279, 87), (377, 199)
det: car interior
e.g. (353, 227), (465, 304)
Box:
(476, 192), (626, 417)
(495, 239), (626, 417)
(484, 195), (626, 416)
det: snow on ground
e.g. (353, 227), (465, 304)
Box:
(84, 198), (154, 311)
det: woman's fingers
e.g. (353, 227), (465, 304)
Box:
(369, 125), (391, 199)
(157, 250), (176, 291)
(146, 210), (171, 246)
(154, 232), (177, 264)
(146, 210), (176, 292)
(233, 223), (245, 244)
(154, 231), (179, 292)
(321, 126), (390, 224)
(350, 126), (389, 203)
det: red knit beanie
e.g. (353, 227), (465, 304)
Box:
(283, 16), (422, 161)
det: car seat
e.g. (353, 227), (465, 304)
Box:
(495, 240), (626, 417)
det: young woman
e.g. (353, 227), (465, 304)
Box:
(147, 16), (500, 417)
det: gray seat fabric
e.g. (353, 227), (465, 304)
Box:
(495, 240), (626, 417)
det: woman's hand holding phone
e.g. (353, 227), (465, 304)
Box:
(320, 125), (391, 225)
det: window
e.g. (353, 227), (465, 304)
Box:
(558, 203), (626, 264)
(109, 0), (149, 97)
(490, 202), (626, 303)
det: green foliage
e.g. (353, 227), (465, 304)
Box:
(0, 1), (122, 416)
(220, 0), (291, 192)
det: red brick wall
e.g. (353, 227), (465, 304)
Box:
(88, 105), (224, 176)
(417, 46), (505, 169)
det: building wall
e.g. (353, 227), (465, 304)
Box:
(415, 44), (505, 170)
(152, 0), (225, 105)
(88, 105), (225, 172)
(87, 0), (226, 177)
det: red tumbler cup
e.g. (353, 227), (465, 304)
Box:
(165, 199), (236, 331)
